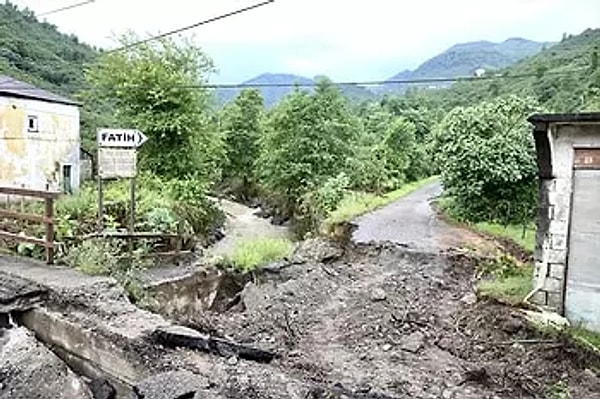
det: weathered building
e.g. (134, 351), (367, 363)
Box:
(529, 113), (600, 332)
(0, 75), (80, 193)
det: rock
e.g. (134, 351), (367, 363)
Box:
(0, 273), (47, 313)
(227, 356), (239, 366)
(89, 378), (117, 399)
(0, 313), (11, 329)
(271, 214), (289, 226)
(240, 282), (267, 313)
(0, 327), (93, 399)
(293, 239), (344, 264)
(134, 370), (206, 399)
(400, 331), (425, 353)
(382, 344), (392, 352)
(370, 288), (387, 302)
(459, 292), (478, 306)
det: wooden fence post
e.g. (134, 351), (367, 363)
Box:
(45, 197), (54, 265)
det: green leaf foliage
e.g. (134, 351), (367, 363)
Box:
(433, 95), (539, 224)
(84, 34), (223, 182)
(219, 89), (264, 200)
(258, 79), (357, 213)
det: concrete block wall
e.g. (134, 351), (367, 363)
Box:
(533, 177), (572, 312)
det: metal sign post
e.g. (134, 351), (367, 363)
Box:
(96, 128), (148, 257)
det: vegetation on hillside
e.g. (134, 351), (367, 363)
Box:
(0, 1), (97, 94)
(430, 28), (600, 112)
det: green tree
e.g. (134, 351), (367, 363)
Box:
(259, 79), (357, 214)
(220, 88), (264, 200)
(85, 35), (223, 182)
(433, 95), (539, 224)
(346, 105), (394, 193)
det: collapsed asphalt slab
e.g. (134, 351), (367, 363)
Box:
(0, 327), (93, 399)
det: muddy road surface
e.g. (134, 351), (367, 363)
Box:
(153, 184), (599, 399)
(164, 241), (599, 399)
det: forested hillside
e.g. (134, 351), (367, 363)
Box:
(379, 38), (547, 93)
(0, 2), (98, 95)
(431, 28), (600, 112)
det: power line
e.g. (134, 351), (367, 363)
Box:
(0, 69), (584, 93)
(0, 0), (96, 27)
(38, 0), (96, 17)
(109, 0), (275, 53)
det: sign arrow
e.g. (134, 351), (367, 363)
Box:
(97, 128), (148, 148)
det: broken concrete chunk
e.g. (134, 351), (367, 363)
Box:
(153, 325), (278, 363)
(400, 331), (425, 353)
(134, 371), (206, 399)
(0, 327), (93, 399)
(0, 272), (47, 313)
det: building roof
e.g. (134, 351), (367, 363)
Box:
(529, 113), (600, 126)
(0, 75), (79, 106)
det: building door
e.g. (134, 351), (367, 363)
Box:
(565, 149), (600, 331)
(62, 164), (72, 194)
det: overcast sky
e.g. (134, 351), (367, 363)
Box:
(10, 0), (600, 82)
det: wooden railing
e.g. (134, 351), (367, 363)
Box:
(0, 187), (61, 264)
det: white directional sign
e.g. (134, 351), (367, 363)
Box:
(97, 128), (148, 148)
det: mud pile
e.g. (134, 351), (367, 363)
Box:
(149, 241), (600, 399)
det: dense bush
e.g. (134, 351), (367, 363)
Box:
(433, 95), (539, 224)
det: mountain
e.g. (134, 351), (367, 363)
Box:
(217, 73), (313, 107)
(219, 37), (548, 106)
(0, 2), (98, 96)
(382, 37), (548, 92)
(429, 28), (600, 112)
(216, 73), (375, 107)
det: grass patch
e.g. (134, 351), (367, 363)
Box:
(435, 195), (536, 254)
(476, 255), (533, 306)
(571, 326), (600, 350)
(225, 238), (293, 272)
(323, 176), (439, 230)
(474, 221), (536, 253)
(478, 273), (533, 306)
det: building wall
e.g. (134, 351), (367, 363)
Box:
(0, 95), (80, 192)
(533, 123), (600, 312)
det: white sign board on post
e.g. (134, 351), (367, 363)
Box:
(98, 148), (137, 179)
(96, 128), (148, 236)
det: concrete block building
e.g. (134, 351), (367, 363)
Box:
(529, 113), (600, 332)
(0, 75), (80, 193)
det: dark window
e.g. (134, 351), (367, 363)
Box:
(27, 116), (38, 132)
(62, 165), (72, 194)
